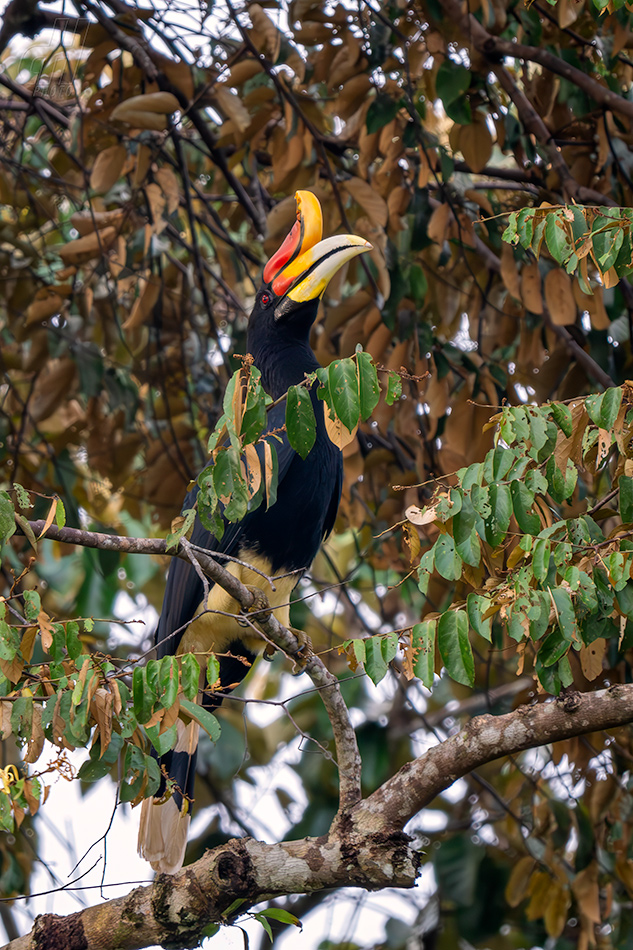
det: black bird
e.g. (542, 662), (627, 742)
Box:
(138, 191), (371, 872)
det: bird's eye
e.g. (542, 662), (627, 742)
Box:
(260, 291), (272, 307)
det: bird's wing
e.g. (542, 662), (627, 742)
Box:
(155, 401), (297, 660)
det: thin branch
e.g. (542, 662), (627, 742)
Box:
(19, 518), (362, 809)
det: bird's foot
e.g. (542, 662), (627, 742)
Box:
(288, 627), (312, 673)
(262, 627), (312, 671)
(238, 586), (272, 627)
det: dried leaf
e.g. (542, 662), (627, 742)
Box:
(90, 145), (127, 193)
(544, 269), (576, 326)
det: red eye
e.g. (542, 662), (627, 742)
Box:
(261, 292), (272, 306)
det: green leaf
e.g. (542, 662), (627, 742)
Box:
(13, 484), (31, 509)
(10, 696), (33, 741)
(214, 447), (249, 522)
(0, 492), (16, 544)
(412, 620), (436, 688)
(453, 496), (480, 567)
(206, 653), (220, 688)
(356, 350), (380, 420)
(538, 629), (569, 667)
(165, 507), (196, 552)
(66, 620), (82, 661)
(0, 621), (20, 661)
(55, 497), (66, 528)
(467, 593), (492, 642)
(409, 263), (428, 306)
(366, 93), (403, 134)
(621, 476), (633, 523)
(438, 610), (474, 686)
(145, 722), (178, 756)
(532, 538), (551, 583)
(385, 374), (402, 406)
(23, 590), (40, 623)
(436, 61), (471, 103)
(550, 403), (573, 437)
(286, 385), (316, 459)
(485, 483), (512, 548)
(552, 587), (577, 640)
(545, 213), (573, 263)
(434, 534), (463, 582)
(132, 665), (156, 724)
(364, 636), (389, 686)
(328, 358), (360, 433)
(510, 480), (541, 534)
(599, 387), (623, 430)
(179, 697), (221, 741)
(257, 908), (301, 928)
(158, 656), (179, 709)
(255, 913), (274, 942)
(180, 653), (200, 701)
(418, 548), (435, 597)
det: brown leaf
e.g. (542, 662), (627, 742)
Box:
(343, 178), (388, 229)
(405, 504), (439, 526)
(58, 227), (117, 265)
(25, 704), (45, 765)
(154, 167), (180, 215)
(324, 408), (358, 449)
(123, 278), (162, 331)
(544, 878), (570, 937)
(20, 626), (37, 664)
(427, 203), (450, 246)
(579, 638), (605, 681)
(111, 92), (180, 122)
(505, 856), (536, 908)
(544, 269), (576, 326)
(0, 655), (24, 684)
(90, 145), (127, 193)
(243, 443), (262, 498)
(520, 261), (543, 314)
(38, 609), (54, 652)
(458, 115), (493, 173)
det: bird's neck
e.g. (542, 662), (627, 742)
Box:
(247, 333), (320, 399)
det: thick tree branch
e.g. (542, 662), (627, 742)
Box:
(356, 683), (633, 834)
(21, 519), (363, 810)
(6, 684), (633, 950)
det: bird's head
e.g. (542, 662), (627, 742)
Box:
(249, 191), (371, 343)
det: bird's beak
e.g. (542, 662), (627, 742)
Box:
(271, 234), (372, 303)
(263, 191), (323, 285)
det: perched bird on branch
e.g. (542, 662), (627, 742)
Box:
(138, 191), (371, 873)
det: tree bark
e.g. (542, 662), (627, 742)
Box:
(5, 684), (633, 950)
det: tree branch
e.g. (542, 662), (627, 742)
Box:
(357, 683), (633, 834)
(6, 684), (633, 949)
(20, 519), (363, 810)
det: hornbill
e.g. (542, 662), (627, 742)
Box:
(138, 191), (371, 873)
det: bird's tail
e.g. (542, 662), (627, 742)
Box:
(137, 718), (199, 874)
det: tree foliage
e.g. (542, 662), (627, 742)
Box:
(2, 0), (633, 946)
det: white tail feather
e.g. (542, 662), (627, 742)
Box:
(137, 720), (199, 874)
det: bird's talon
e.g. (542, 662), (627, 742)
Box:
(242, 586), (272, 621)
(289, 627), (311, 673)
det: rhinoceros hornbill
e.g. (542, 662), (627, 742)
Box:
(137, 191), (371, 873)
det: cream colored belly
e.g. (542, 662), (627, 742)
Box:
(176, 551), (297, 662)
